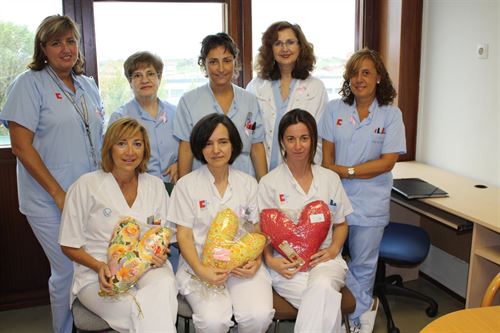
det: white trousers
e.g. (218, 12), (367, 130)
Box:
(270, 255), (348, 333)
(27, 215), (73, 333)
(345, 225), (385, 320)
(77, 265), (178, 333)
(184, 265), (274, 333)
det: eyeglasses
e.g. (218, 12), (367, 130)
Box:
(273, 39), (299, 49)
(130, 71), (159, 82)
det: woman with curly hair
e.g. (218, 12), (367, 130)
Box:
(174, 33), (267, 180)
(318, 48), (406, 333)
(247, 21), (328, 171)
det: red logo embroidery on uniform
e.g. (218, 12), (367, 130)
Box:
(199, 200), (206, 209)
(374, 127), (385, 134)
(279, 194), (287, 204)
(336, 118), (343, 126)
(55, 92), (62, 100)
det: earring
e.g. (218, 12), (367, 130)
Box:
(344, 82), (351, 96)
(377, 81), (380, 84)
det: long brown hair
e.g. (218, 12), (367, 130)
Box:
(255, 21), (315, 80)
(339, 48), (396, 106)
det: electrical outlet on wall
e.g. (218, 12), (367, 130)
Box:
(477, 44), (488, 59)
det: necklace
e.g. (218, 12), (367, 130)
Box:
(46, 66), (98, 168)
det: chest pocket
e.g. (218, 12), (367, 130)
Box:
(369, 131), (385, 158)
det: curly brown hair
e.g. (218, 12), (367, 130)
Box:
(255, 21), (315, 80)
(339, 48), (396, 106)
(28, 15), (85, 75)
(198, 32), (241, 79)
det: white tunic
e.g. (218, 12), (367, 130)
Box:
(258, 163), (353, 250)
(167, 165), (258, 294)
(59, 170), (172, 298)
(246, 76), (328, 167)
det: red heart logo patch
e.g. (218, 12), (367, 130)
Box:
(260, 200), (331, 271)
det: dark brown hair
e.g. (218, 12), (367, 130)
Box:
(255, 21), (315, 80)
(198, 32), (241, 79)
(190, 113), (242, 165)
(278, 108), (317, 164)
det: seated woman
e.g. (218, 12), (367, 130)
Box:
(258, 109), (352, 332)
(168, 113), (274, 333)
(59, 118), (177, 333)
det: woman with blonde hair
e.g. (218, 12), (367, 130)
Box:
(0, 15), (103, 333)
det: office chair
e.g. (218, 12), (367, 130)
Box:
(374, 222), (438, 333)
(481, 272), (500, 307)
(72, 298), (112, 332)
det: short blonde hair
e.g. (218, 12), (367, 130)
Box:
(101, 118), (151, 173)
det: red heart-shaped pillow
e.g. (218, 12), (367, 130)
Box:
(260, 200), (331, 271)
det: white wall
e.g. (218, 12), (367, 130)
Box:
(418, 0), (500, 187)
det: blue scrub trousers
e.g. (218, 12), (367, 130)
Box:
(346, 225), (385, 320)
(27, 215), (73, 333)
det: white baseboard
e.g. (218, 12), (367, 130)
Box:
(420, 245), (468, 297)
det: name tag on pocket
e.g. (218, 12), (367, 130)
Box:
(309, 213), (325, 223)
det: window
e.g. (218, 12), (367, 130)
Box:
(0, 0), (62, 146)
(251, 0), (355, 100)
(93, 1), (224, 122)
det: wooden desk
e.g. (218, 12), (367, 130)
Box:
(420, 306), (500, 333)
(392, 162), (500, 307)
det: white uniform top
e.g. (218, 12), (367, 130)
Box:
(246, 76), (328, 168)
(167, 165), (258, 293)
(59, 170), (171, 300)
(258, 163), (353, 251)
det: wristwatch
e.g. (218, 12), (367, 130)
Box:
(347, 167), (355, 179)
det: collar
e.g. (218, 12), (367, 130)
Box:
(206, 83), (238, 114)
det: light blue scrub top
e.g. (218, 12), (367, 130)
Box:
(269, 79), (297, 170)
(0, 68), (104, 218)
(173, 83), (265, 176)
(109, 98), (178, 182)
(318, 98), (406, 227)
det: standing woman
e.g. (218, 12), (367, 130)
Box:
(174, 33), (267, 180)
(168, 113), (274, 333)
(318, 48), (406, 333)
(109, 51), (179, 184)
(247, 21), (328, 171)
(258, 109), (352, 333)
(0, 15), (103, 333)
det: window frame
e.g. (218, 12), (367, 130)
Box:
(2, 0), (421, 160)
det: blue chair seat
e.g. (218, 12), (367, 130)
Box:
(379, 223), (430, 264)
(375, 222), (438, 333)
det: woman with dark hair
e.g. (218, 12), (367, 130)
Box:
(0, 15), (103, 333)
(109, 51), (179, 184)
(168, 113), (274, 333)
(59, 118), (177, 333)
(174, 33), (267, 180)
(247, 21), (328, 171)
(258, 108), (352, 332)
(319, 48), (406, 333)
